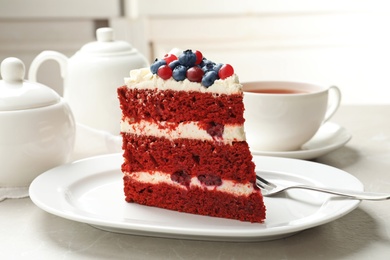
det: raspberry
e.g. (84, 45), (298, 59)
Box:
(186, 66), (204, 82)
(194, 50), (203, 65)
(157, 65), (172, 80)
(218, 64), (234, 79)
(163, 53), (178, 64)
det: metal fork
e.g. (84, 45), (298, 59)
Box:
(256, 175), (390, 201)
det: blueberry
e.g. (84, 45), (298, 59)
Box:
(212, 63), (223, 73)
(150, 59), (167, 74)
(172, 65), (187, 81)
(202, 70), (218, 87)
(199, 58), (213, 67)
(178, 49), (197, 67)
(201, 62), (215, 73)
(168, 59), (181, 70)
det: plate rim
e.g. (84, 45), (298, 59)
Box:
(29, 153), (362, 242)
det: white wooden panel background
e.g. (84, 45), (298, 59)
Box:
(1, 0), (390, 104)
(0, 0), (120, 94)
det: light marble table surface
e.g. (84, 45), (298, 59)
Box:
(1, 105), (390, 260)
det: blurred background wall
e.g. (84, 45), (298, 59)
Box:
(1, 0), (390, 104)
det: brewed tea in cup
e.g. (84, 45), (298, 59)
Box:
(243, 81), (341, 151)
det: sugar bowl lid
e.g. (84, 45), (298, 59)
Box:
(0, 57), (60, 111)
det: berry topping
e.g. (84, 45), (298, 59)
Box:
(150, 59), (167, 74)
(168, 59), (181, 70)
(212, 63), (223, 73)
(171, 170), (191, 187)
(150, 49), (235, 87)
(201, 61), (215, 73)
(172, 65), (187, 81)
(218, 64), (234, 79)
(202, 71), (218, 87)
(178, 49), (197, 67)
(194, 50), (203, 65)
(186, 66), (204, 82)
(198, 174), (222, 186)
(200, 58), (214, 68)
(163, 53), (178, 64)
(157, 65), (172, 80)
(206, 121), (224, 139)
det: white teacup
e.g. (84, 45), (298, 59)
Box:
(243, 81), (341, 152)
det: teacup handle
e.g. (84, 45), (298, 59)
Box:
(324, 85), (342, 122)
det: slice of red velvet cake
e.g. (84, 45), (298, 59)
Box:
(117, 49), (266, 223)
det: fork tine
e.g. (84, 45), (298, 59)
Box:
(256, 172), (390, 200)
(255, 176), (273, 195)
(255, 178), (267, 189)
(256, 174), (277, 188)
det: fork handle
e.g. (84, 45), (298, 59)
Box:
(288, 185), (390, 201)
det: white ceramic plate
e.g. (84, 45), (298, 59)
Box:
(29, 153), (362, 242)
(250, 122), (352, 160)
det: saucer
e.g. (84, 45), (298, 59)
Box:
(250, 122), (352, 160)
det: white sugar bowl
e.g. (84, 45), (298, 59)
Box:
(0, 57), (76, 187)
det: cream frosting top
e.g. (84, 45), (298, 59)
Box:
(125, 67), (243, 95)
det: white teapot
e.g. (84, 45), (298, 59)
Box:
(28, 27), (149, 135)
(0, 57), (75, 187)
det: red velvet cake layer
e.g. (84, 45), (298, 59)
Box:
(123, 176), (266, 223)
(118, 86), (245, 125)
(121, 133), (256, 183)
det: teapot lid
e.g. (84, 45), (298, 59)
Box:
(78, 27), (134, 56)
(0, 57), (60, 111)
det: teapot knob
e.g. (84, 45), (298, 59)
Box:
(96, 27), (114, 42)
(1, 57), (25, 84)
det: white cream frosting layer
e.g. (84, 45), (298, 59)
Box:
(125, 68), (242, 95)
(125, 170), (255, 196)
(121, 119), (246, 144)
